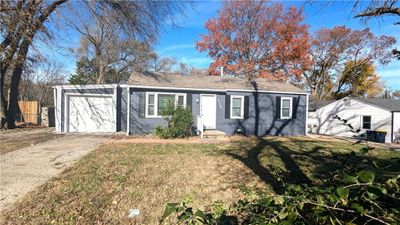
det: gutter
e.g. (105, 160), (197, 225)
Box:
(52, 84), (306, 95)
(126, 86), (130, 135)
(391, 111), (394, 143)
(127, 85), (308, 95)
(52, 84), (124, 89)
(305, 93), (309, 136)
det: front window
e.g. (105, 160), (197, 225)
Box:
(157, 94), (175, 115)
(230, 96), (244, 119)
(281, 97), (292, 119)
(145, 92), (186, 117)
(362, 116), (371, 129)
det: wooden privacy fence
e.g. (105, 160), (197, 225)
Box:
(18, 101), (39, 124)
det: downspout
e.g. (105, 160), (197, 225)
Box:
(126, 86), (130, 135)
(391, 111), (394, 143)
(114, 86), (118, 132)
(53, 88), (57, 132)
(305, 93), (309, 136)
(57, 86), (63, 133)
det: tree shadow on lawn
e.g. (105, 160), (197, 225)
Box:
(224, 137), (400, 194)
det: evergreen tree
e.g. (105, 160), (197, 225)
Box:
(68, 58), (97, 85)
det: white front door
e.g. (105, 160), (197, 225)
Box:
(67, 95), (115, 132)
(200, 94), (217, 129)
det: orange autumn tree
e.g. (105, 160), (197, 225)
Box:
(196, 0), (311, 81)
(305, 26), (396, 100)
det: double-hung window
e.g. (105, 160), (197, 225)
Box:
(146, 92), (186, 117)
(230, 96), (244, 119)
(362, 115), (371, 129)
(280, 97), (292, 119)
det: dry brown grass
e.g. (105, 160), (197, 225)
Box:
(0, 127), (62, 155)
(0, 142), (266, 225)
(1, 136), (398, 225)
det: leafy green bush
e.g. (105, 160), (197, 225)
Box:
(155, 101), (193, 139)
(161, 168), (400, 224)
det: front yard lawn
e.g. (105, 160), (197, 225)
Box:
(1, 136), (399, 224)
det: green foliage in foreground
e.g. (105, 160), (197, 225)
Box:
(155, 102), (193, 139)
(161, 147), (400, 225)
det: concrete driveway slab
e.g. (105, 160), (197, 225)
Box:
(0, 134), (110, 211)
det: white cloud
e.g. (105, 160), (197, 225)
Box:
(164, 44), (194, 52)
(180, 57), (212, 67)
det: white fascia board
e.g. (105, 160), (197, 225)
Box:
(52, 84), (125, 89)
(127, 85), (307, 95)
(64, 92), (114, 97)
(226, 89), (308, 95)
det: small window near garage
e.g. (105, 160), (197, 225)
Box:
(281, 97), (292, 119)
(230, 96), (244, 119)
(362, 115), (372, 129)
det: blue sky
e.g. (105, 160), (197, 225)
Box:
(50, 1), (400, 90)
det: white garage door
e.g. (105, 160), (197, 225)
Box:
(67, 95), (115, 132)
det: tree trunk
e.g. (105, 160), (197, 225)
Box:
(95, 48), (105, 84)
(97, 57), (104, 84)
(0, 64), (8, 128)
(6, 40), (31, 128)
(0, 0), (67, 129)
(0, 93), (7, 128)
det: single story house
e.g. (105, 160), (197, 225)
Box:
(53, 72), (308, 136)
(308, 97), (400, 143)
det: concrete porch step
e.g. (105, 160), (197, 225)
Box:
(203, 130), (226, 138)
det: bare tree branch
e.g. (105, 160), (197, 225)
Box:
(355, 6), (400, 17)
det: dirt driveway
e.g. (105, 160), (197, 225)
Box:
(0, 127), (61, 155)
(0, 134), (110, 211)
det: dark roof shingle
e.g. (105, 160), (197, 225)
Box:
(354, 98), (400, 111)
(127, 72), (306, 93)
(309, 97), (400, 112)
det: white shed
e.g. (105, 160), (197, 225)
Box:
(308, 97), (400, 143)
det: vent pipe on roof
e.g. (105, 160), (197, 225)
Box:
(217, 66), (224, 77)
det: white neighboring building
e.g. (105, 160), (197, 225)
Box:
(308, 97), (400, 143)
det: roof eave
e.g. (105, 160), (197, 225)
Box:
(127, 84), (307, 95)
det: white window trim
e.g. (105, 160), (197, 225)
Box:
(145, 92), (187, 118)
(145, 92), (156, 118)
(230, 95), (245, 119)
(362, 115), (372, 130)
(280, 97), (292, 119)
(176, 94), (186, 108)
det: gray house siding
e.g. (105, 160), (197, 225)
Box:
(128, 88), (306, 136)
(116, 87), (128, 132)
(128, 88), (181, 134)
(214, 91), (306, 136)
